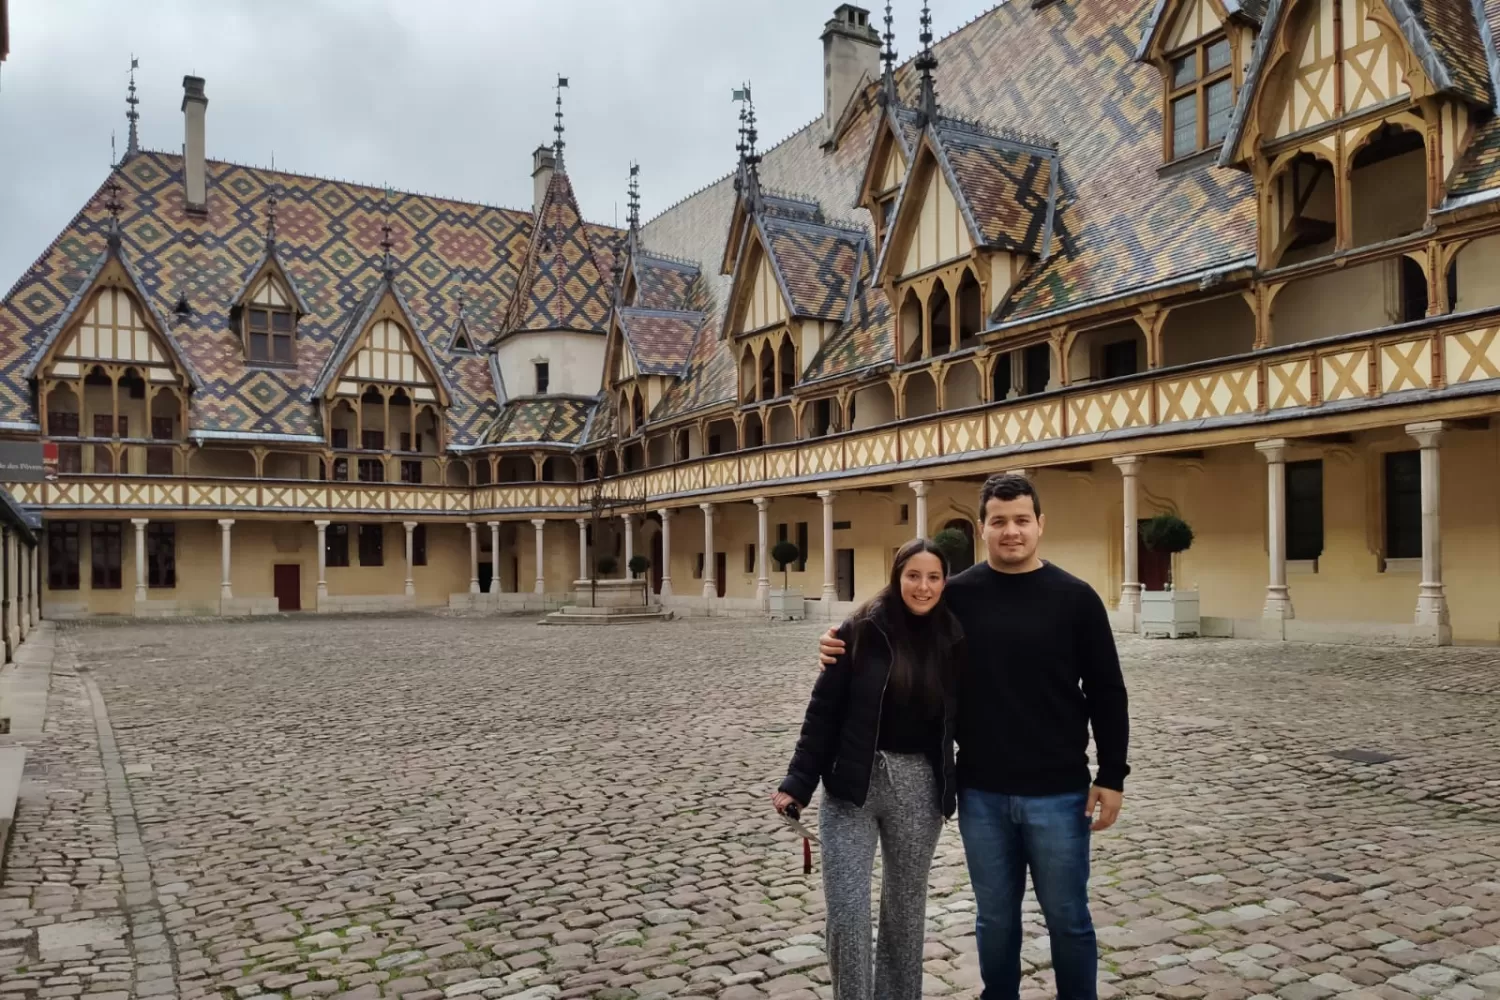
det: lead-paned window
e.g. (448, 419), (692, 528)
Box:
(1167, 33), (1234, 160)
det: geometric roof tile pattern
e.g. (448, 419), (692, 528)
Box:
(486, 396), (595, 446)
(631, 254), (701, 312)
(500, 169), (615, 338)
(758, 215), (867, 322)
(619, 308), (703, 376)
(932, 120), (1058, 256)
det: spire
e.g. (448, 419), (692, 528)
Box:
(554, 75), (570, 168)
(125, 56), (141, 157)
(379, 186), (395, 276)
(881, 2), (898, 104)
(627, 162), (641, 234)
(733, 84), (762, 208)
(915, 1), (939, 125)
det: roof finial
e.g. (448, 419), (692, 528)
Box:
(125, 56), (141, 157)
(732, 84), (762, 209)
(554, 75), (570, 167)
(265, 186), (279, 249)
(627, 162), (641, 233)
(102, 166), (125, 249)
(380, 185), (395, 275)
(881, 2), (899, 104)
(916, 1), (939, 125)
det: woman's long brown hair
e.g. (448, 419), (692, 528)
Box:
(851, 537), (960, 713)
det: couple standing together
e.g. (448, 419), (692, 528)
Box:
(772, 473), (1131, 1000)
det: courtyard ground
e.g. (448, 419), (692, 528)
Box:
(0, 614), (1497, 1000)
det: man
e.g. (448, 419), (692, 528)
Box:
(818, 472), (1129, 1000)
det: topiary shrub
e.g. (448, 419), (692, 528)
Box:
(770, 539), (801, 591)
(930, 527), (972, 570)
(596, 554), (619, 577)
(1141, 513), (1194, 589)
(628, 554), (650, 579)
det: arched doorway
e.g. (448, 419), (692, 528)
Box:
(943, 518), (976, 572)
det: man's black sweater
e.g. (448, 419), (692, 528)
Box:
(943, 560), (1130, 795)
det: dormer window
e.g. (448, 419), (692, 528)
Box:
(245, 274), (296, 364)
(1166, 33), (1234, 160)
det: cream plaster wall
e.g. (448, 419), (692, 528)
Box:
(1273, 260), (1394, 344)
(1454, 233), (1500, 313)
(495, 332), (605, 398)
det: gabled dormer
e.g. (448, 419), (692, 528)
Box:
(876, 120), (1057, 363)
(1137, 0), (1260, 162)
(1219, 0), (1494, 266)
(858, 103), (923, 248)
(229, 254), (311, 367)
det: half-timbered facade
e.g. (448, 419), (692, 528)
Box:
(4, 0), (1500, 643)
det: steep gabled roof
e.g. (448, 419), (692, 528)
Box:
(1221, 0), (1494, 166)
(312, 273), (454, 405)
(500, 169), (614, 338)
(228, 245), (313, 316)
(758, 215), (867, 322)
(630, 253), (701, 312)
(24, 228), (206, 392)
(1136, 0), (1266, 62)
(932, 119), (1059, 257)
(619, 307), (704, 376)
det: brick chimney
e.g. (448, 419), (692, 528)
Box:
(823, 5), (881, 143)
(532, 145), (557, 215)
(181, 76), (208, 213)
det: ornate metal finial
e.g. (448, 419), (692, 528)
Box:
(265, 186), (279, 248)
(380, 186), (395, 275)
(125, 56), (141, 157)
(732, 85), (762, 209)
(554, 75), (570, 167)
(881, 3), (899, 103)
(916, 1), (939, 124)
(102, 167), (124, 245)
(627, 163), (641, 232)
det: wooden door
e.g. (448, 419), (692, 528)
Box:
(836, 549), (855, 602)
(273, 564), (301, 612)
(1138, 520), (1171, 592)
(715, 552), (727, 598)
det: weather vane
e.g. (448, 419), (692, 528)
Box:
(126, 56), (141, 156)
(554, 75), (570, 164)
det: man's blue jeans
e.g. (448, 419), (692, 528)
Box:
(958, 787), (1097, 1000)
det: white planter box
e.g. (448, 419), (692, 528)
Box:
(1140, 588), (1200, 639)
(769, 588), (805, 620)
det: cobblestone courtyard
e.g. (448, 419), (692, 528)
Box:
(1, 616), (1498, 1000)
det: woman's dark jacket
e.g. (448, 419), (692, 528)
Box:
(778, 601), (963, 818)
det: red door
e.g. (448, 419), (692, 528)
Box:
(273, 564), (301, 611)
(1138, 520), (1171, 592)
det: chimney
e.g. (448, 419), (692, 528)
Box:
(822, 5), (881, 143)
(532, 145), (557, 215)
(181, 75), (208, 212)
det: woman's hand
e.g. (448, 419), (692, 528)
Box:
(771, 791), (802, 815)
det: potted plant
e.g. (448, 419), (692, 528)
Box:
(769, 539), (804, 619)
(931, 527), (972, 570)
(628, 555), (649, 580)
(1139, 513), (1198, 638)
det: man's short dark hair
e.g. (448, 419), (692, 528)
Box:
(979, 473), (1041, 517)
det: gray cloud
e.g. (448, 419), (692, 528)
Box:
(0, 1), (973, 287)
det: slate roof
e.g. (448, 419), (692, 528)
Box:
(618, 308), (703, 376)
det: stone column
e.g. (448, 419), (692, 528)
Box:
(700, 503), (716, 599)
(1112, 457), (1142, 612)
(2, 528), (11, 661)
(658, 509), (674, 599)
(1256, 440), (1294, 620)
(29, 537), (39, 626)
(487, 522), (501, 595)
(531, 519), (547, 594)
(576, 518), (590, 583)
(132, 518), (149, 604)
(314, 520), (330, 602)
(754, 498), (771, 607)
(218, 519), (234, 601)
(16, 547), (27, 640)
(622, 513), (635, 579)
(910, 481), (930, 540)
(819, 490), (838, 604)
(1407, 421), (1449, 630)
(466, 522), (480, 595)
(402, 521), (417, 598)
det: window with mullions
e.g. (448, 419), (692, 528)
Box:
(1167, 34), (1233, 160)
(245, 275), (296, 364)
(47, 521), (81, 590)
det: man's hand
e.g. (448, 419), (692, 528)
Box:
(818, 627), (845, 670)
(1086, 786), (1123, 831)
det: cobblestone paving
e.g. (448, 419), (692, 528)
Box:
(1, 615), (1498, 1000)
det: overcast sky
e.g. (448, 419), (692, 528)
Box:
(0, 0), (979, 289)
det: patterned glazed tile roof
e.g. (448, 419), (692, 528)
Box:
(804, 282), (893, 382)
(618, 307), (703, 376)
(758, 216), (867, 322)
(631, 253), (700, 312)
(312, 272), (455, 402)
(1136, 0), (1268, 61)
(932, 120), (1058, 256)
(501, 169), (616, 338)
(486, 396), (594, 446)
(0, 151), (596, 445)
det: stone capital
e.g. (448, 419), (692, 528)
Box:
(466, 521), (477, 533)
(1254, 438), (1289, 463)
(753, 497), (769, 512)
(818, 490), (835, 504)
(531, 519), (547, 529)
(699, 502), (715, 514)
(1405, 420), (1446, 449)
(658, 507), (674, 521)
(217, 519), (235, 528)
(909, 480), (929, 497)
(131, 518), (150, 528)
(1111, 456), (1142, 474)
(313, 519), (331, 529)
(402, 521), (417, 531)
(486, 521), (499, 529)
(576, 517), (588, 528)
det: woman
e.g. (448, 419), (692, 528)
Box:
(772, 538), (963, 1000)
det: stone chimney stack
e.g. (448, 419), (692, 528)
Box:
(181, 75), (208, 212)
(822, 5), (881, 142)
(532, 145), (557, 215)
